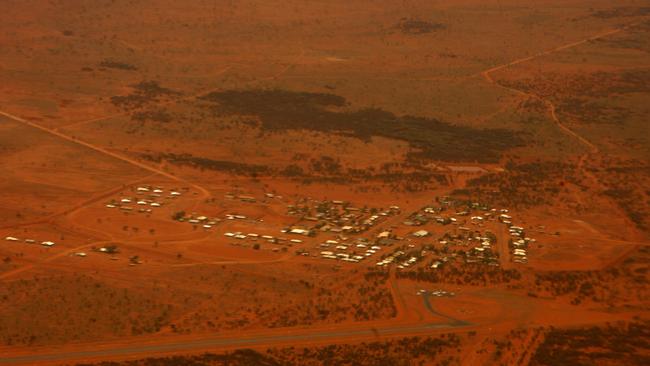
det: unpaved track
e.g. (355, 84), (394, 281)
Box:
(480, 26), (631, 81)
(0, 173), (158, 230)
(0, 240), (114, 280)
(0, 111), (212, 281)
(0, 111), (210, 199)
(480, 20), (647, 241)
(480, 20), (640, 154)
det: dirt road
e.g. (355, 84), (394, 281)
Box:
(0, 111), (211, 199)
(480, 20), (647, 241)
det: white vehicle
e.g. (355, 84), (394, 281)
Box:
(120, 198), (131, 203)
(4, 236), (19, 241)
(41, 241), (55, 247)
(74, 252), (87, 257)
(290, 228), (309, 235)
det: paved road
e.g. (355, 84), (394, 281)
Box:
(0, 319), (469, 365)
(421, 293), (469, 326)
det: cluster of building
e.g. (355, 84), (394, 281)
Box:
(505, 221), (534, 264)
(406, 199), (511, 229)
(176, 214), (221, 230)
(224, 232), (299, 245)
(4, 236), (55, 247)
(317, 238), (383, 263)
(376, 250), (417, 268)
(464, 231), (499, 266)
(105, 186), (185, 213)
(224, 192), (281, 203)
(286, 199), (399, 236)
(498, 211), (535, 264)
(416, 289), (455, 297)
(408, 198), (537, 267)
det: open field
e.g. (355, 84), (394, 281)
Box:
(0, 0), (649, 365)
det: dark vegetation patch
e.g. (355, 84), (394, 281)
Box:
(500, 70), (650, 124)
(0, 274), (174, 346)
(142, 153), (447, 192)
(500, 69), (650, 98)
(142, 153), (270, 177)
(111, 81), (179, 110)
(530, 321), (650, 366)
(73, 334), (463, 366)
(162, 267), (395, 334)
(452, 162), (583, 209)
(598, 24), (650, 53)
(397, 265), (522, 286)
(529, 246), (649, 305)
(603, 188), (648, 230)
(99, 59), (138, 71)
(397, 18), (446, 34)
(598, 160), (650, 231)
(131, 108), (173, 123)
(201, 89), (521, 163)
(592, 7), (650, 18)
(557, 97), (633, 125)
(73, 349), (281, 366)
